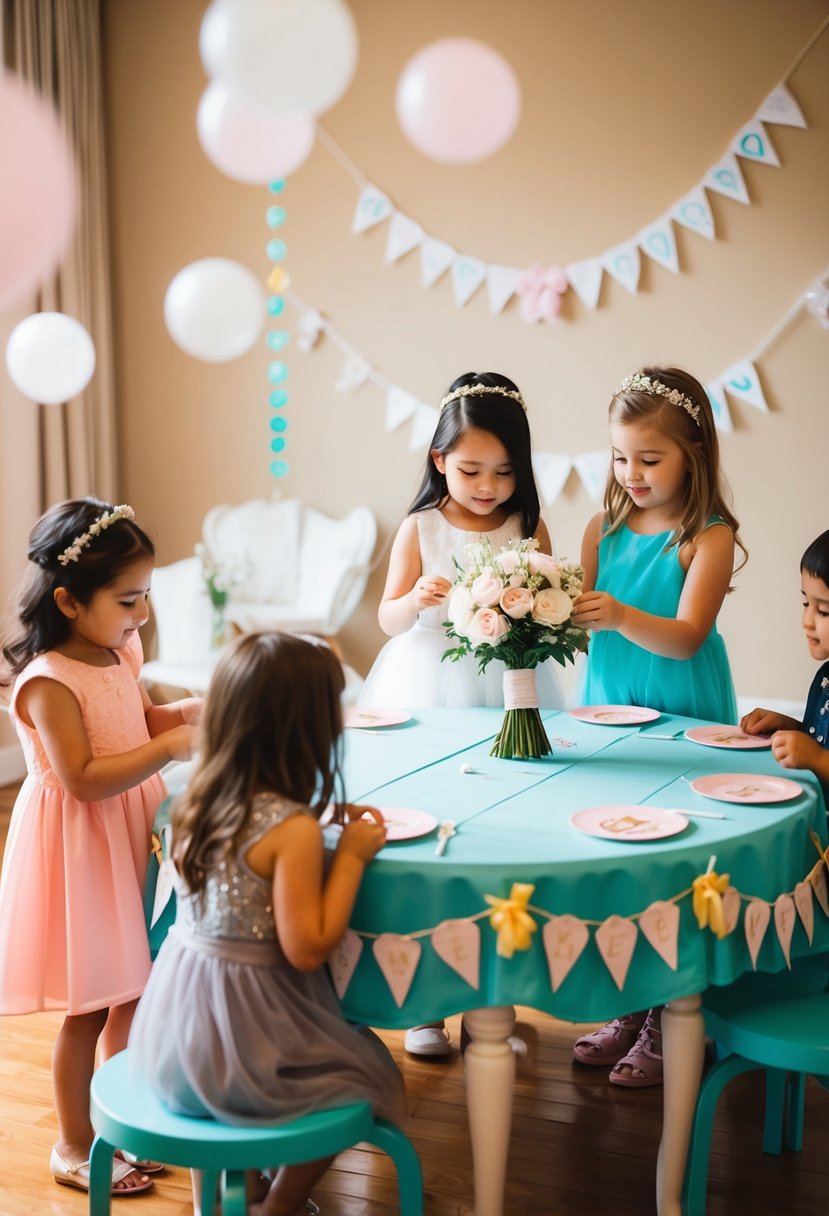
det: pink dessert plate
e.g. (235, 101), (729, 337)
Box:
(344, 707), (413, 729)
(569, 805), (688, 841)
(689, 773), (803, 805)
(568, 704), (660, 726)
(684, 725), (771, 749)
(376, 806), (439, 841)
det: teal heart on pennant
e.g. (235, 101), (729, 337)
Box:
(680, 202), (709, 230)
(728, 375), (752, 392)
(646, 232), (670, 259)
(740, 132), (764, 158)
(363, 196), (384, 217)
(614, 254), (632, 276)
(713, 169), (736, 190)
(457, 260), (476, 283)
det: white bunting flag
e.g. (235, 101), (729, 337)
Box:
(774, 894), (796, 970)
(384, 212), (424, 264)
(431, 919), (481, 990)
(744, 899), (771, 969)
(486, 265), (522, 315)
(335, 353), (371, 393)
(705, 380), (734, 434)
(638, 901), (680, 971)
(601, 241), (641, 294)
(532, 452), (572, 506)
(351, 183), (393, 234)
(408, 402), (440, 452)
(733, 121), (780, 167)
(757, 84), (807, 129)
(595, 915), (638, 991)
(385, 386), (419, 433)
(565, 258), (603, 311)
(573, 450), (610, 502)
(721, 361), (769, 412)
(705, 153), (751, 205)
(671, 187), (715, 241)
(372, 934), (422, 1008)
(638, 218), (680, 274)
(451, 256), (487, 307)
(328, 928), (363, 998)
(420, 238), (456, 288)
(542, 915), (589, 992)
(794, 879), (815, 945)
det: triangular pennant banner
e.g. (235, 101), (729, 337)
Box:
(595, 915), (638, 991)
(420, 238), (456, 288)
(431, 919), (481, 989)
(385, 386), (418, 433)
(721, 361), (769, 412)
(722, 886), (741, 936)
(328, 928), (363, 998)
(565, 258), (603, 310)
(757, 84), (807, 129)
(542, 915), (589, 993)
(809, 859), (829, 918)
(601, 241), (641, 294)
(385, 212), (424, 263)
(638, 218), (679, 274)
(451, 256), (487, 307)
(744, 899), (771, 969)
(671, 187), (716, 241)
(638, 900), (680, 970)
(532, 452), (572, 507)
(408, 402), (440, 452)
(372, 933), (422, 1008)
(487, 264), (522, 315)
(705, 380), (734, 434)
(705, 153), (751, 205)
(573, 450), (609, 502)
(351, 183), (393, 234)
(335, 353), (370, 393)
(774, 893), (796, 970)
(794, 879), (815, 945)
(733, 120), (780, 167)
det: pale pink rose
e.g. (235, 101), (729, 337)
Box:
(447, 584), (475, 638)
(500, 586), (533, 619)
(470, 567), (504, 607)
(467, 606), (511, 649)
(528, 551), (561, 587)
(499, 550), (520, 576)
(508, 573), (525, 587)
(532, 587), (573, 626)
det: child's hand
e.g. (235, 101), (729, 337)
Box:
(740, 707), (798, 735)
(339, 803), (387, 862)
(571, 590), (623, 632)
(179, 698), (203, 726)
(770, 730), (820, 773)
(411, 575), (452, 612)
(164, 724), (197, 762)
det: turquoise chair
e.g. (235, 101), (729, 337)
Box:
(89, 1050), (423, 1216)
(683, 958), (829, 1215)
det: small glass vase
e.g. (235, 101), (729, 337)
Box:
(490, 668), (552, 760)
(210, 597), (230, 650)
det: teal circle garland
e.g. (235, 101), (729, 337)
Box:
(266, 238), (287, 262)
(267, 296), (285, 316)
(268, 179), (286, 194)
(270, 389), (289, 408)
(266, 205), (287, 228)
(270, 437), (286, 452)
(270, 415), (288, 433)
(266, 184), (289, 479)
(271, 459), (290, 478)
(267, 330), (290, 351)
(268, 361), (289, 384)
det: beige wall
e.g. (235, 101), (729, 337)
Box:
(103, 0), (829, 702)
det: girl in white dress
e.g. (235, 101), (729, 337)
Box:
(359, 371), (564, 1058)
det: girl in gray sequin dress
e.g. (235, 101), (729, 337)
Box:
(129, 633), (406, 1216)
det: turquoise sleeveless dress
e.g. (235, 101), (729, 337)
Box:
(580, 521), (737, 722)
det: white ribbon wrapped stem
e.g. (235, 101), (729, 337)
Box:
(503, 669), (539, 710)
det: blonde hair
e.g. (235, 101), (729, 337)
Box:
(604, 365), (747, 573)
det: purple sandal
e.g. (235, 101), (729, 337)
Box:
(572, 1012), (646, 1067)
(609, 1011), (663, 1087)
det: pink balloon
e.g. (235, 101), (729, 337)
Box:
(395, 38), (521, 165)
(0, 74), (77, 312)
(196, 82), (315, 183)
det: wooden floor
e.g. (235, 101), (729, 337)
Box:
(1, 782), (827, 1215)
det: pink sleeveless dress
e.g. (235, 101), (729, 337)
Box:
(0, 633), (165, 1015)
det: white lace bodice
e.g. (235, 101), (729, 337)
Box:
(414, 508), (522, 628)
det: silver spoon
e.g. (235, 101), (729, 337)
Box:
(434, 820), (457, 855)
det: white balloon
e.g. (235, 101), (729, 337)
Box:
(196, 82), (315, 183)
(6, 312), (96, 405)
(164, 258), (265, 363)
(200, 0), (358, 115)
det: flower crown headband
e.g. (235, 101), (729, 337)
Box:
(440, 383), (527, 412)
(614, 373), (702, 427)
(57, 504), (135, 566)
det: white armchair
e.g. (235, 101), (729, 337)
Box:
(141, 496), (376, 695)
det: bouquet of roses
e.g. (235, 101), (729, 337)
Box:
(442, 537), (589, 758)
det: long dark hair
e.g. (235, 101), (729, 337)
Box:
(173, 632), (346, 895)
(409, 371), (541, 538)
(1, 497), (155, 683)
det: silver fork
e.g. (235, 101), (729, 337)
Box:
(434, 820), (457, 856)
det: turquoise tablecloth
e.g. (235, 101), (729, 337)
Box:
(333, 709), (829, 1027)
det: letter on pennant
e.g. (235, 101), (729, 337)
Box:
(639, 901), (680, 971)
(543, 915), (589, 992)
(372, 933), (422, 1008)
(328, 928), (363, 998)
(431, 919), (481, 990)
(773, 894), (796, 970)
(794, 879), (814, 945)
(595, 915), (638, 991)
(744, 900), (771, 969)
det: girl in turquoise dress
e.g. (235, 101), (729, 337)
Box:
(569, 366), (747, 1087)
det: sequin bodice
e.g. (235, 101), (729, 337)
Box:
(176, 793), (308, 942)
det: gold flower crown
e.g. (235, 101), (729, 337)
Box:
(57, 505), (136, 566)
(440, 383), (526, 411)
(615, 373), (701, 426)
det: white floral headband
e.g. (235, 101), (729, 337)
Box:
(440, 383), (526, 411)
(614, 373), (702, 427)
(57, 505), (135, 566)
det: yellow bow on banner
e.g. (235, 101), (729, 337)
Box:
(692, 869), (731, 939)
(485, 882), (537, 958)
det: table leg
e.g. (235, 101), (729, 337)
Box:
(657, 991), (705, 1216)
(463, 1005), (516, 1216)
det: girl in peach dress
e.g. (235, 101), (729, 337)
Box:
(0, 498), (198, 1196)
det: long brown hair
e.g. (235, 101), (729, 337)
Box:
(603, 365), (747, 573)
(173, 631), (345, 894)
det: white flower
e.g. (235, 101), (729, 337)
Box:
(467, 606), (511, 649)
(447, 584), (475, 638)
(470, 567), (504, 608)
(500, 550), (520, 576)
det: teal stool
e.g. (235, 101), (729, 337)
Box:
(89, 1050), (423, 1216)
(683, 959), (829, 1215)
